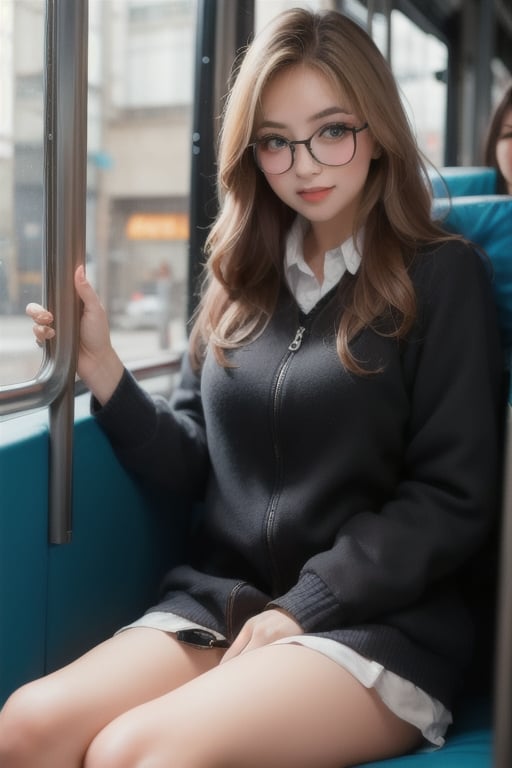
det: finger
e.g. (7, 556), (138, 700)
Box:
(26, 303), (54, 325)
(33, 324), (56, 343)
(219, 643), (242, 664)
(74, 264), (101, 309)
(220, 634), (251, 664)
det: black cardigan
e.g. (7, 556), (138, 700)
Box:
(95, 240), (503, 708)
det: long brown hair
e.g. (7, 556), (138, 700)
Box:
(484, 84), (512, 194)
(190, 8), (451, 374)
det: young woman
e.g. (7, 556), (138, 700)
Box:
(484, 84), (512, 194)
(0, 8), (503, 768)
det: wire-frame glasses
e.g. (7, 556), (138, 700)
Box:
(250, 122), (369, 175)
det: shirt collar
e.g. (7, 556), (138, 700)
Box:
(284, 216), (362, 277)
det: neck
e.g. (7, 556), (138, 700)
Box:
(303, 226), (346, 284)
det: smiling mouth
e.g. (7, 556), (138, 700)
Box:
(297, 187), (333, 202)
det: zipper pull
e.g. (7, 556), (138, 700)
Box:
(288, 326), (306, 351)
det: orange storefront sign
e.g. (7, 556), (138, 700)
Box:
(126, 213), (189, 241)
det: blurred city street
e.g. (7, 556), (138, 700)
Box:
(0, 314), (186, 387)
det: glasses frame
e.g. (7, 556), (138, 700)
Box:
(249, 122), (369, 175)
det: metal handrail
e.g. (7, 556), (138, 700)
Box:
(46, 0), (88, 544)
(73, 353), (183, 398)
(0, 0), (87, 420)
(0, 0), (89, 543)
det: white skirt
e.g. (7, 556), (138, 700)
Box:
(117, 611), (452, 749)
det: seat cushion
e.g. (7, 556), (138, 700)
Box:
(359, 697), (491, 767)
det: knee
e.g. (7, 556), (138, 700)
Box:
(84, 716), (210, 768)
(84, 719), (148, 768)
(0, 682), (57, 766)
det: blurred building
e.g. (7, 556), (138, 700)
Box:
(88, 0), (196, 321)
(1, 0), (196, 319)
(0, 0), (45, 312)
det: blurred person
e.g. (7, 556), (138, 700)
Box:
(484, 84), (512, 194)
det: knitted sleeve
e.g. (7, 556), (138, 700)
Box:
(92, 352), (209, 500)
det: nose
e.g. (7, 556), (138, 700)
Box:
(292, 143), (321, 176)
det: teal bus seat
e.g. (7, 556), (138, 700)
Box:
(362, 697), (491, 767)
(362, 194), (512, 767)
(44, 408), (188, 674)
(0, 400), (186, 705)
(429, 167), (497, 199)
(433, 195), (512, 352)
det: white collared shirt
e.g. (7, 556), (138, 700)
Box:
(284, 216), (361, 314)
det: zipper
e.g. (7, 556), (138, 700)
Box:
(265, 325), (306, 594)
(288, 325), (305, 351)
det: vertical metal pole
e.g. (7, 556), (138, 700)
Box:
(45, 0), (88, 544)
(494, 408), (512, 767)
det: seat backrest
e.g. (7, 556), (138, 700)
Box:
(432, 194), (512, 356)
(433, 193), (512, 767)
(349, 193), (512, 768)
(430, 167), (498, 199)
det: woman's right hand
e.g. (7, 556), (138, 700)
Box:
(26, 264), (124, 405)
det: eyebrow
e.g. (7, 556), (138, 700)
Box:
(257, 106), (354, 131)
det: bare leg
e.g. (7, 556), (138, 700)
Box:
(0, 628), (224, 768)
(85, 643), (423, 768)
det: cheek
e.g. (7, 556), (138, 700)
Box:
(264, 174), (289, 201)
(496, 140), (512, 179)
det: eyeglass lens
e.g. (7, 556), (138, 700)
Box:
(255, 124), (358, 175)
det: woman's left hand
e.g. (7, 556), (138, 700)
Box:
(220, 608), (303, 663)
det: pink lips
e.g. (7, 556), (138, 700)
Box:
(297, 187), (333, 202)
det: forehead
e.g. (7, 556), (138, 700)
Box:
(258, 64), (353, 124)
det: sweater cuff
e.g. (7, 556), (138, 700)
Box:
(269, 571), (342, 632)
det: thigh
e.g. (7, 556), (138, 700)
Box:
(1, 628), (223, 762)
(41, 626), (224, 711)
(86, 643), (422, 768)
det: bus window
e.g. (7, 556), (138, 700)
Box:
(87, 0), (196, 367)
(254, 2), (447, 169)
(390, 9), (448, 168)
(1, 0), (196, 395)
(0, 0), (45, 387)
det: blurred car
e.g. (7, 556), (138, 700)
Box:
(116, 290), (166, 330)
